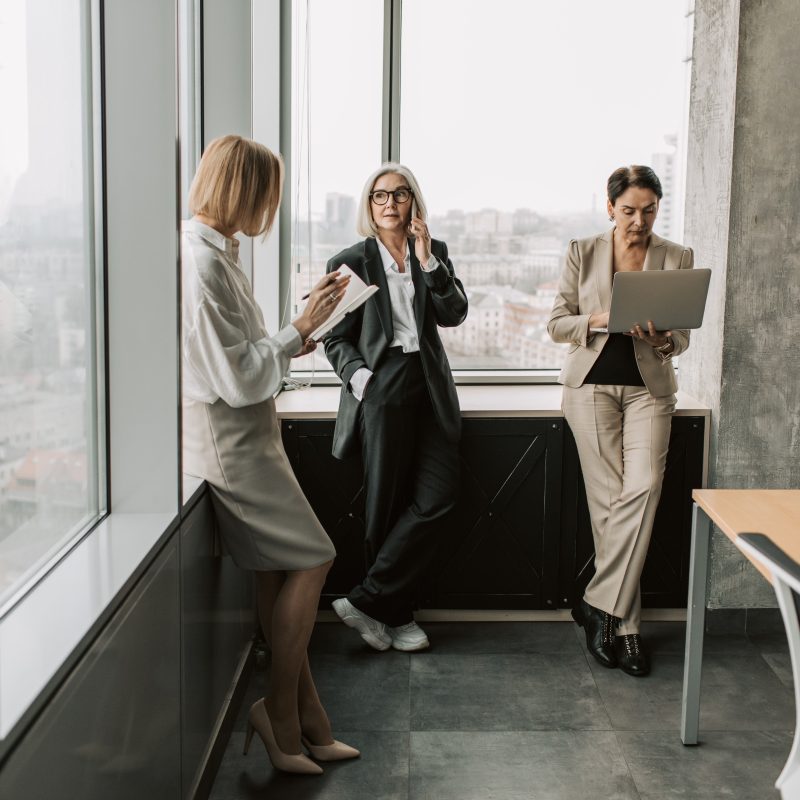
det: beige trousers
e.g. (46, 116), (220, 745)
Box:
(562, 384), (675, 635)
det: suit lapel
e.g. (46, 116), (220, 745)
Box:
(408, 238), (428, 333)
(364, 237), (393, 342)
(596, 228), (614, 311)
(643, 232), (668, 271)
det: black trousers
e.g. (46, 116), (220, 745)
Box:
(348, 348), (460, 627)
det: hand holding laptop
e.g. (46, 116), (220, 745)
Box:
(626, 319), (673, 347)
(588, 311), (610, 333)
(589, 269), (711, 338)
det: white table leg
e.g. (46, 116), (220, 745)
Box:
(681, 502), (711, 745)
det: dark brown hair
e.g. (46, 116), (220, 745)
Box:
(607, 165), (663, 204)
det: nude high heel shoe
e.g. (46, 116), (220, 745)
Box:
(301, 735), (361, 762)
(243, 699), (323, 775)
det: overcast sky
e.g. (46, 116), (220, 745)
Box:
(0, 0), (83, 223)
(297, 0), (690, 216)
(1, 1), (690, 225)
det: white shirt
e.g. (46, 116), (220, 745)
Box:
(350, 240), (440, 401)
(182, 219), (301, 407)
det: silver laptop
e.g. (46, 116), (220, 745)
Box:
(603, 268), (712, 333)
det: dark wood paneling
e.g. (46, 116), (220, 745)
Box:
(0, 546), (181, 800)
(561, 416), (705, 609)
(281, 421), (367, 604)
(281, 415), (705, 611)
(422, 419), (563, 609)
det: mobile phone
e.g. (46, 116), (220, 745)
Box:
(407, 199), (419, 234)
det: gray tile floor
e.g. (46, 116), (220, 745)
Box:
(209, 622), (794, 799)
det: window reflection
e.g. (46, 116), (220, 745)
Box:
(0, 0), (101, 604)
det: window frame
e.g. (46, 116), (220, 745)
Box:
(0, 0), (185, 748)
(0, 0), (108, 619)
(279, 0), (692, 384)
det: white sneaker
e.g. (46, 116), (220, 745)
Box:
(389, 621), (430, 652)
(332, 597), (392, 651)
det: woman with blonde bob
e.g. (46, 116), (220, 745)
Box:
(324, 163), (468, 652)
(182, 135), (357, 775)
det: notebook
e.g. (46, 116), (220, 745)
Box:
(590, 268), (711, 334)
(308, 265), (379, 341)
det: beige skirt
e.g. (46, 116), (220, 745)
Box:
(183, 396), (335, 571)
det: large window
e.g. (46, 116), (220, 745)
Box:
(402, 0), (691, 369)
(289, 0), (384, 373)
(289, 0), (692, 375)
(0, 0), (104, 608)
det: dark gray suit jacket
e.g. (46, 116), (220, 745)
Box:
(323, 236), (468, 460)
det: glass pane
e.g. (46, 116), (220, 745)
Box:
(179, 0), (201, 506)
(401, 0), (692, 370)
(290, 0), (383, 373)
(0, 0), (102, 606)
(178, 0), (201, 220)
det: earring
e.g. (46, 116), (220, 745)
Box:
(608, 214), (615, 222)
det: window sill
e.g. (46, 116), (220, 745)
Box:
(276, 384), (712, 419)
(288, 369), (563, 385)
(0, 511), (177, 747)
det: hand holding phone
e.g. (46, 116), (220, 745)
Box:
(406, 200), (419, 235)
(408, 201), (433, 266)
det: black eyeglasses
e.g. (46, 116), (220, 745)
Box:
(369, 188), (413, 205)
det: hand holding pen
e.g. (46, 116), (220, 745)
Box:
(292, 271), (351, 348)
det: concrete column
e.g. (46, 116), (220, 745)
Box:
(681, 0), (800, 607)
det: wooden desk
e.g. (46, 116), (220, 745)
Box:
(681, 489), (800, 744)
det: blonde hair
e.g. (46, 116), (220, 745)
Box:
(188, 135), (284, 237)
(355, 162), (429, 238)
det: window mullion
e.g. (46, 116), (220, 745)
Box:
(382, 0), (402, 162)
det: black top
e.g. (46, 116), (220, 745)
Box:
(584, 333), (645, 386)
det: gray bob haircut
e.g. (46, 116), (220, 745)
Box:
(355, 163), (429, 238)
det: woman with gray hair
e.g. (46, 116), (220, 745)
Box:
(324, 163), (468, 652)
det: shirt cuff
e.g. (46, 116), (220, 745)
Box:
(349, 367), (373, 401)
(421, 254), (440, 272)
(654, 338), (675, 362)
(274, 323), (304, 357)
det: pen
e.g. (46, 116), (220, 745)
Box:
(301, 274), (346, 300)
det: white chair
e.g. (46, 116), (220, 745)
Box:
(737, 533), (800, 800)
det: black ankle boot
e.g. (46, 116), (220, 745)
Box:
(572, 598), (617, 668)
(615, 634), (650, 676)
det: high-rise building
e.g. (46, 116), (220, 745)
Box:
(652, 134), (678, 241)
(325, 192), (356, 235)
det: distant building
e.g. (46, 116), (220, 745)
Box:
(441, 290), (505, 357)
(2, 448), (88, 537)
(652, 134), (678, 242)
(325, 193), (356, 237)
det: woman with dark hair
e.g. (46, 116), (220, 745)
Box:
(548, 165), (694, 676)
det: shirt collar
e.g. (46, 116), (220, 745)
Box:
(183, 218), (240, 259)
(376, 237), (410, 274)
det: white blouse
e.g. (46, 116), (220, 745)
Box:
(181, 219), (301, 407)
(349, 239), (440, 401)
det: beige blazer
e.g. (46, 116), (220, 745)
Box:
(547, 228), (694, 397)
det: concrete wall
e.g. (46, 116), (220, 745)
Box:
(681, 0), (800, 608)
